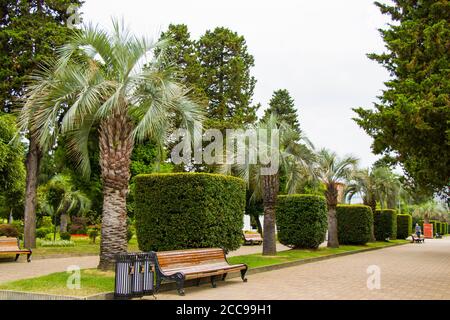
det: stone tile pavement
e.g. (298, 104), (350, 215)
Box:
(154, 238), (450, 300)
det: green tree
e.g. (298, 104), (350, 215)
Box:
(197, 27), (258, 128)
(353, 0), (450, 198)
(221, 114), (315, 255)
(262, 89), (301, 137)
(0, 114), (26, 220)
(1, 0), (84, 248)
(19, 20), (203, 269)
(313, 149), (359, 248)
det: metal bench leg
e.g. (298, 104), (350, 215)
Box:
(195, 278), (201, 286)
(175, 274), (185, 296)
(222, 273), (228, 281)
(27, 253), (32, 263)
(155, 275), (162, 293)
(241, 268), (248, 282)
(15, 254), (20, 261)
(210, 276), (217, 288)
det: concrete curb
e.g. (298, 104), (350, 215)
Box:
(0, 241), (409, 300)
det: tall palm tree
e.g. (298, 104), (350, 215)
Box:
(313, 149), (358, 248)
(19, 20), (203, 269)
(371, 167), (401, 210)
(221, 114), (315, 255)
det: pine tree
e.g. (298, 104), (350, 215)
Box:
(353, 0), (450, 198)
(263, 89), (301, 135)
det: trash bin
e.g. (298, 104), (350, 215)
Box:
(114, 253), (154, 299)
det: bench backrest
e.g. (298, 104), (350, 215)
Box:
(155, 248), (226, 269)
(0, 237), (20, 252)
(244, 233), (263, 240)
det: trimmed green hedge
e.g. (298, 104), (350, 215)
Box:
(336, 205), (373, 245)
(396, 214), (412, 240)
(135, 173), (246, 252)
(430, 220), (439, 236)
(443, 223), (448, 235)
(276, 195), (328, 249)
(374, 209), (397, 241)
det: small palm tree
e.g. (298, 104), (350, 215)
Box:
(40, 174), (91, 237)
(20, 20), (203, 269)
(221, 114), (314, 255)
(313, 149), (358, 248)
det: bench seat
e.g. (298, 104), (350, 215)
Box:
(150, 248), (248, 295)
(243, 232), (263, 245)
(0, 238), (32, 262)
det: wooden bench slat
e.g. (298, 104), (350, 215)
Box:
(0, 238), (32, 262)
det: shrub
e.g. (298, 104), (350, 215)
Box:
(396, 214), (412, 239)
(430, 220), (439, 236)
(60, 232), (71, 241)
(39, 216), (53, 229)
(276, 195), (328, 249)
(374, 209), (397, 241)
(88, 229), (99, 243)
(36, 227), (52, 239)
(40, 240), (75, 247)
(336, 205), (373, 245)
(69, 217), (89, 235)
(11, 220), (24, 238)
(443, 223), (448, 235)
(135, 173), (246, 252)
(0, 224), (19, 238)
(127, 228), (133, 242)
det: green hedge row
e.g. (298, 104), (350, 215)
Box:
(276, 195), (328, 249)
(336, 205), (373, 245)
(396, 214), (412, 240)
(135, 173), (246, 252)
(374, 209), (397, 241)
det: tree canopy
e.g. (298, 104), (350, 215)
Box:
(353, 0), (450, 198)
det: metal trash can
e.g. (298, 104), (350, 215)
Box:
(114, 253), (154, 299)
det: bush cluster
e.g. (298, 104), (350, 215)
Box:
(396, 214), (412, 240)
(374, 209), (397, 241)
(336, 205), (373, 245)
(0, 224), (19, 238)
(135, 173), (246, 252)
(276, 195), (328, 249)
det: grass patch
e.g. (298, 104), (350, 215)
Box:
(29, 237), (139, 258)
(227, 240), (408, 268)
(0, 240), (408, 297)
(0, 269), (115, 297)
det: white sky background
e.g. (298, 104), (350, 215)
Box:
(81, 0), (392, 168)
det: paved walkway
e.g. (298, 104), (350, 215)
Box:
(0, 243), (289, 284)
(154, 238), (450, 300)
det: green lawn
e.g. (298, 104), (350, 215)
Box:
(227, 240), (408, 268)
(29, 237), (139, 258)
(0, 240), (408, 297)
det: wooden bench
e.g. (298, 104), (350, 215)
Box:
(150, 248), (248, 296)
(243, 232), (263, 245)
(411, 234), (425, 243)
(0, 237), (32, 262)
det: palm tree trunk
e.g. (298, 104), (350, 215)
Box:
(326, 185), (339, 248)
(98, 112), (134, 270)
(24, 135), (41, 249)
(262, 173), (279, 256)
(60, 213), (69, 233)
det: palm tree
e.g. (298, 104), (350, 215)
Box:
(221, 114), (314, 255)
(19, 20), (203, 269)
(313, 149), (358, 248)
(40, 174), (91, 240)
(371, 167), (401, 210)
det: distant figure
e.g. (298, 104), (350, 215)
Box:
(415, 223), (422, 237)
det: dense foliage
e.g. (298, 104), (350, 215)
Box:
(135, 173), (246, 252)
(276, 195), (328, 249)
(396, 214), (412, 239)
(336, 205), (373, 245)
(374, 209), (397, 240)
(353, 0), (450, 197)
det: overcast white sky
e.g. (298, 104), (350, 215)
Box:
(81, 0), (392, 168)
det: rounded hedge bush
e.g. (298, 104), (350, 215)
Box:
(396, 214), (412, 239)
(374, 209), (397, 241)
(276, 194), (327, 249)
(135, 173), (246, 252)
(0, 224), (19, 238)
(336, 205), (373, 245)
